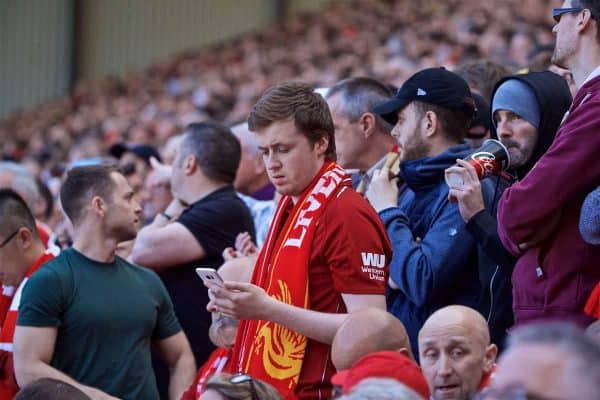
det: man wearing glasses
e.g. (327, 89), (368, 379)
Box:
(0, 189), (54, 399)
(497, 1), (600, 329)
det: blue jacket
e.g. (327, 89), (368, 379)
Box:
(379, 144), (510, 355)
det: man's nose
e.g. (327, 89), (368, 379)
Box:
(437, 354), (454, 377)
(265, 153), (281, 170)
(497, 121), (512, 139)
(133, 200), (143, 215)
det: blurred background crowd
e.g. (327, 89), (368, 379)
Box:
(1, 0), (556, 235)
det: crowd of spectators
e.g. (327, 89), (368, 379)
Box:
(2, 0), (600, 399)
(1, 0), (555, 200)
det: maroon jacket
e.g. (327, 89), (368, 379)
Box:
(497, 75), (600, 328)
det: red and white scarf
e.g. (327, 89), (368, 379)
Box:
(230, 162), (349, 399)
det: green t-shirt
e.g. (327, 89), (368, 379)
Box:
(17, 248), (181, 400)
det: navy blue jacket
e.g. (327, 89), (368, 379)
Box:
(379, 144), (510, 355)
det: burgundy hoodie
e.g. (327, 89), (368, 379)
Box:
(497, 75), (600, 328)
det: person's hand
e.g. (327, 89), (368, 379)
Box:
(222, 247), (240, 261)
(445, 159), (485, 222)
(235, 232), (258, 257)
(149, 156), (172, 186)
(205, 281), (274, 321)
(518, 208), (563, 252)
(366, 165), (399, 213)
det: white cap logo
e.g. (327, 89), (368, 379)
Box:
(417, 88), (427, 96)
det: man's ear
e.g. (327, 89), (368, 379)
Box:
(184, 154), (197, 175)
(578, 8), (596, 34)
(360, 113), (377, 139)
(91, 196), (106, 218)
(422, 110), (439, 138)
(314, 134), (329, 156)
(483, 343), (498, 372)
(397, 347), (415, 361)
(16, 227), (34, 250)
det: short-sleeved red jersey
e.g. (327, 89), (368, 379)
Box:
(295, 186), (391, 399)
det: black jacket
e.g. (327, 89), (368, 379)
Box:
(468, 71), (573, 349)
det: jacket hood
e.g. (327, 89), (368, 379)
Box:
(400, 144), (471, 191)
(490, 71), (573, 178)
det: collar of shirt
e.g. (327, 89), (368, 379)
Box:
(363, 155), (389, 181)
(582, 65), (600, 87)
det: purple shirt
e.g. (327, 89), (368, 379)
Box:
(497, 75), (600, 328)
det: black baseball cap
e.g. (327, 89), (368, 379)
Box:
(373, 67), (475, 125)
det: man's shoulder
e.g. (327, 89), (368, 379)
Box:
(120, 257), (162, 283)
(188, 186), (248, 214)
(322, 186), (374, 217)
(31, 251), (71, 278)
(318, 186), (388, 235)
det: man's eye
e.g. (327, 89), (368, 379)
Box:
(451, 349), (464, 358)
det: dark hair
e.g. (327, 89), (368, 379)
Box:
(573, 0), (600, 43)
(248, 82), (336, 161)
(326, 77), (394, 133)
(0, 188), (38, 238)
(413, 100), (474, 143)
(179, 122), (241, 184)
(454, 60), (512, 103)
(14, 378), (90, 400)
(60, 165), (117, 225)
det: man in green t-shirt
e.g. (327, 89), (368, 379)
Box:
(14, 165), (196, 400)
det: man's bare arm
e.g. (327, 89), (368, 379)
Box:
(153, 331), (196, 400)
(208, 281), (385, 344)
(131, 221), (205, 270)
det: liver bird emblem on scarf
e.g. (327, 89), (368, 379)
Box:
(255, 280), (307, 386)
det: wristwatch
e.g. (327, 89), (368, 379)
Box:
(160, 212), (172, 221)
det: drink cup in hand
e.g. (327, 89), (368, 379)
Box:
(445, 139), (510, 188)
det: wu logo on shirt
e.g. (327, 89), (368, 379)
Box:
(361, 252), (386, 268)
(361, 252), (386, 281)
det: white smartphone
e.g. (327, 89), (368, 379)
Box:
(195, 267), (225, 287)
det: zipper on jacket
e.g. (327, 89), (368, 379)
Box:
(487, 265), (499, 323)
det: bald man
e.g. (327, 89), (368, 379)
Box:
(231, 123), (274, 200)
(332, 308), (413, 371)
(418, 305), (497, 400)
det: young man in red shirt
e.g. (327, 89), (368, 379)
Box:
(207, 82), (392, 399)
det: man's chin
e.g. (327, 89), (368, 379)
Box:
(433, 386), (465, 400)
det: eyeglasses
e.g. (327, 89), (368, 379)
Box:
(0, 229), (19, 249)
(230, 373), (258, 400)
(552, 7), (584, 22)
